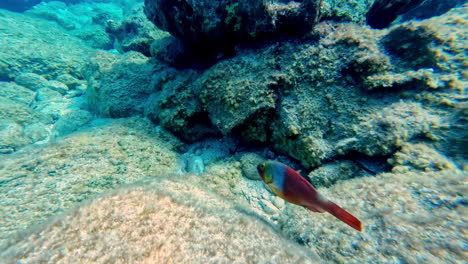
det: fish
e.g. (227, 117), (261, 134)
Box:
(257, 161), (363, 232)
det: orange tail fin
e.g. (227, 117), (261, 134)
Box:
(323, 201), (362, 232)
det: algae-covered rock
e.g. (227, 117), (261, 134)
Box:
(144, 0), (321, 63)
(0, 178), (322, 263)
(25, 1), (124, 49)
(0, 82), (35, 106)
(0, 0), (41, 12)
(144, 68), (212, 141)
(196, 53), (279, 136)
(55, 73), (83, 90)
(307, 160), (365, 187)
(352, 101), (442, 156)
(13, 73), (49, 91)
(0, 10), (91, 80)
(278, 169), (466, 263)
(106, 4), (169, 56)
(52, 109), (93, 136)
(321, 0), (374, 23)
(366, 0), (425, 29)
(35, 87), (63, 102)
(0, 118), (181, 248)
(239, 152), (267, 181)
(0, 120), (31, 154)
(87, 5), (466, 171)
(86, 51), (154, 118)
(0, 97), (53, 126)
(388, 143), (459, 173)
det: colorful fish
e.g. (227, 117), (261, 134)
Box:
(257, 161), (363, 232)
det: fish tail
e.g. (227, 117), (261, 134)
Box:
(323, 201), (362, 232)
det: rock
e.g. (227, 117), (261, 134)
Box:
(232, 177), (285, 220)
(13, 73), (49, 91)
(196, 53), (279, 137)
(86, 51), (154, 118)
(90, 6), (466, 172)
(0, 120), (30, 154)
(144, 0), (322, 63)
(382, 23), (440, 70)
(150, 36), (188, 67)
(71, 25), (113, 50)
(0, 82), (35, 106)
(366, 0), (425, 29)
(308, 160), (365, 187)
(45, 80), (69, 95)
(279, 169), (465, 263)
(0, 0), (41, 12)
(23, 122), (49, 143)
(353, 101), (442, 156)
(0, 118), (181, 248)
(35, 87), (63, 102)
(321, 0), (374, 23)
(52, 109), (93, 136)
(0, 10), (91, 80)
(144, 68), (213, 141)
(0, 97), (53, 126)
(400, 0), (467, 21)
(239, 152), (266, 181)
(183, 155), (205, 175)
(388, 143), (459, 173)
(106, 4), (169, 56)
(34, 98), (85, 121)
(55, 74), (82, 90)
(0, 178), (322, 263)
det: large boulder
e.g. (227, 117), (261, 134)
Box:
(144, 0), (322, 62)
(1, 178), (322, 263)
(86, 51), (154, 118)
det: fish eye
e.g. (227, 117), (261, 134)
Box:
(257, 163), (266, 173)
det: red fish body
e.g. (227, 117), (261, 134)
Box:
(257, 161), (362, 232)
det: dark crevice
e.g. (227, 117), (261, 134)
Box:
(342, 151), (393, 175)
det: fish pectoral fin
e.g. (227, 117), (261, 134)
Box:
(303, 204), (325, 213)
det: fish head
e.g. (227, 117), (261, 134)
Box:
(257, 163), (273, 184)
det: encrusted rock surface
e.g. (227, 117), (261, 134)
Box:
(144, 0), (322, 61)
(86, 51), (154, 118)
(0, 118), (181, 248)
(0, 9), (91, 80)
(1, 178), (322, 263)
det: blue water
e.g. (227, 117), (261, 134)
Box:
(0, 0), (466, 263)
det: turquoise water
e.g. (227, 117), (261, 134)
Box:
(0, 1), (466, 263)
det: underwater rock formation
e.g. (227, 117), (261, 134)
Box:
(86, 51), (154, 118)
(106, 4), (169, 57)
(25, 1), (124, 49)
(87, 4), (466, 169)
(0, 118), (181, 248)
(401, 0), (467, 21)
(279, 169), (466, 263)
(1, 178), (322, 263)
(0, 10), (94, 152)
(366, 0), (425, 29)
(0, 9), (91, 80)
(320, 0), (374, 23)
(0, 0), (41, 12)
(144, 0), (322, 64)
